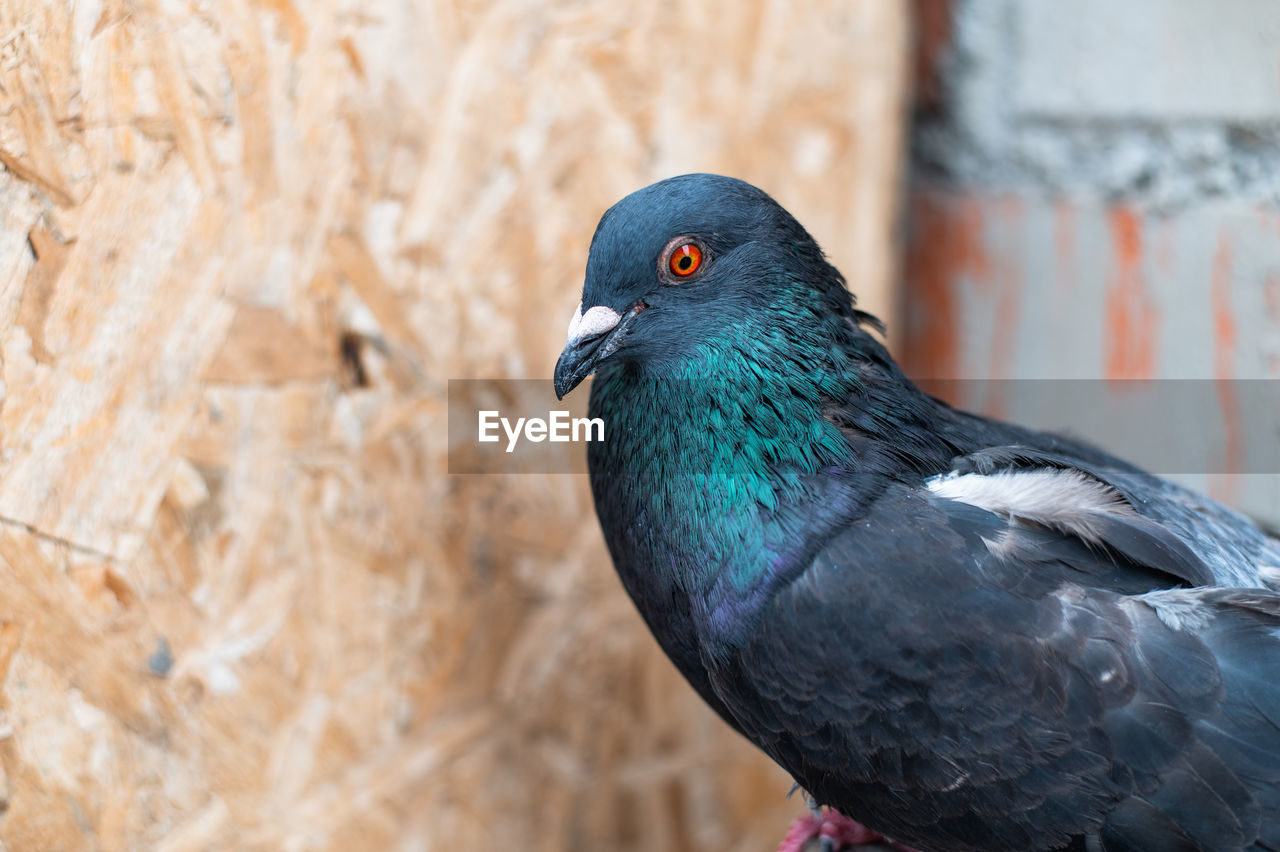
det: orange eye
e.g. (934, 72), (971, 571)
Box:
(668, 243), (703, 277)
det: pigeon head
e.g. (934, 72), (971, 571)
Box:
(553, 174), (864, 399)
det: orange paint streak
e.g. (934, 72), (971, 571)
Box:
(1103, 207), (1158, 380)
(967, 196), (1002, 297)
(903, 194), (957, 380)
(1266, 272), (1280, 375)
(1211, 236), (1240, 497)
(1212, 240), (1238, 355)
(1265, 273), (1280, 320)
(903, 193), (992, 380)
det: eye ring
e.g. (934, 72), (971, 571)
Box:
(661, 237), (706, 281)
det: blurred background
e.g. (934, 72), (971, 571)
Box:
(904, 0), (1280, 528)
(0, 1), (1275, 850)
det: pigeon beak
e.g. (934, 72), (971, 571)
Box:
(553, 301), (643, 399)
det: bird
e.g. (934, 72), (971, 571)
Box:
(552, 173), (1280, 852)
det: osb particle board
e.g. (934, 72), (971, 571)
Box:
(0, 1), (909, 849)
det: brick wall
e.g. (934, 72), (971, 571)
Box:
(904, 0), (1280, 524)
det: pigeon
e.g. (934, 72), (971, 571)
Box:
(552, 173), (1280, 852)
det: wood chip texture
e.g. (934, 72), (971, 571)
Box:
(0, 2), (908, 849)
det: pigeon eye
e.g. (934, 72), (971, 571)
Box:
(666, 241), (703, 279)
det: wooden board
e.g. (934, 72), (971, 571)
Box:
(0, 2), (909, 848)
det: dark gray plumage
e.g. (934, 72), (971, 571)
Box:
(553, 174), (1280, 851)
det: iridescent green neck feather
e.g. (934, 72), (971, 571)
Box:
(586, 276), (959, 642)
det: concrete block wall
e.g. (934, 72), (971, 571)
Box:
(902, 0), (1280, 524)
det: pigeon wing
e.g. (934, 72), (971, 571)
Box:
(709, 483), (1280, 851)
